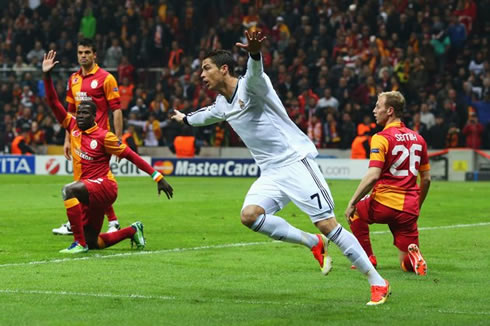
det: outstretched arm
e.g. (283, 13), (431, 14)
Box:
(42, 50), (68, 124)
(121, 148), (174, 199)
(170, 105), (225, 127)
(236, 31), (268, 93)
(103, 132), (174, 199)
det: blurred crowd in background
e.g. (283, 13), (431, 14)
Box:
(0, 0), (489, 156)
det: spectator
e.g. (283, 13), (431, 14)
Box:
(117, 56), (135, 83)
(80, 7), (96, 39)
(10, 123), (35, 155)
(420, 103), (436, 129)
(26, 41), (45, 63)
(351, 131), (371, 159)
(339, 112), (356, 150)
(128, 113), (168, 146)
(409, 112), (429, 141)
(428, 115), (448, 149)
(119, 77), (135, 111)
(307, 112), (322, 148)
(462, 111), (484, 148)
(317, 88), (339, 112)
(104, 39), (123, 68)
(446, 123), (461, 148)
(324, 112), (340, 148)
(468, 51), (485, 76)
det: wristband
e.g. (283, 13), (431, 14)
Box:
(152, 171), (163, 182)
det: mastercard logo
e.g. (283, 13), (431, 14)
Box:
(154, 160), (174, 175)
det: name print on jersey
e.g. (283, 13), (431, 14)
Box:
(395, 133), (418, 142)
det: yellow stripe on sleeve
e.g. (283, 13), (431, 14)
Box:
(369, 134), (389, 162)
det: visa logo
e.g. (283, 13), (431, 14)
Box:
(0, 156), (35, 174)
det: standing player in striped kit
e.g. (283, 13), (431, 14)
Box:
(171, 31), (390, 305)
(345, 91), (431, 276)
(52, 38), (124, 235)
(43, 50), (173, 253)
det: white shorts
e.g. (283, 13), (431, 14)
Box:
(242, 157), (335, 223)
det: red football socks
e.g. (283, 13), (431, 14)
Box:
(349, 215), (374, 257)
(64, 198), (87, 247)
(104, 205), (118, 222)
(98, 226), (136, 248)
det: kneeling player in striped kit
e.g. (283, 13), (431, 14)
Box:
(43, 50), (173, 253)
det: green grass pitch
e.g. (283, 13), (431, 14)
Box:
(0, 175), (489, 325)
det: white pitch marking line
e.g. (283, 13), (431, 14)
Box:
(372, 221), (490, 234)
(0, 222), (489, 269)
(1, 289), (489, 314)
(0, 289), (302, 306)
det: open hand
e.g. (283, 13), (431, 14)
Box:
(169, 109), (186, 124)
(235, 31), (267, 55)
(158, 178), (174, 199)
(42, 50), (59, 73)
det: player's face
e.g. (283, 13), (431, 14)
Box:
(201, 58), (223, 91)
(373, 95), (389, 126)
(77, 45), (96, 68)
(76, 105), (95, 130)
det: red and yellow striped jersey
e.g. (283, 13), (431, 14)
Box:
(66, 64), (120, 131)
(368, 121), (430, 216)
(61, 115), (126, 182)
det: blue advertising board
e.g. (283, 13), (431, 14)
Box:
(0, 155), (36, 174)
(152, 158), (259, 177)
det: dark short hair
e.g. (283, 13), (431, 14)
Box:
(77, 38), (96, 53)
(203, 50), (236, 76)
(79, 101), (97, 115)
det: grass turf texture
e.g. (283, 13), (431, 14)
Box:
(0, 175), (489, 325)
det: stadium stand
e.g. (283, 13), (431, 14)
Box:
(0, 0), (488, 154)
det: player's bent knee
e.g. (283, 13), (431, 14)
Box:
(62, 184), (75, 200)
(240, 205), (264, 227)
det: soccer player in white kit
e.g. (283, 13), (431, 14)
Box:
(171, 31), (391, 305)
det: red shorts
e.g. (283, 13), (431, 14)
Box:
(81, 178), (118, 234)
(355, 195), (419, 252)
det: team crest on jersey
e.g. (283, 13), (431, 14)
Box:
(72, 130), (80, 137)
(91, 80), (98, 89)
(238, 99), (245, 109)
(90, 139), (98, 149)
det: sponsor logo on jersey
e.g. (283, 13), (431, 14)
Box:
(75, 91), (92, 102)
(113, 87), (118, 92)
(90, 139), (98, 149)
(75, 148), (94, 161)
(72, 129), (81, 137)
(371, 148), (380, 153)
(73, 77), (79, 84)
(239, 99), (245, 109)
(91, 80), (98, 89)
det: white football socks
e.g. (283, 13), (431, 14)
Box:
(326, 224), (385, 286)
(251, 214), (318, 249)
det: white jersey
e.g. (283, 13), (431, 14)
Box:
(186, 55), (317, 171)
